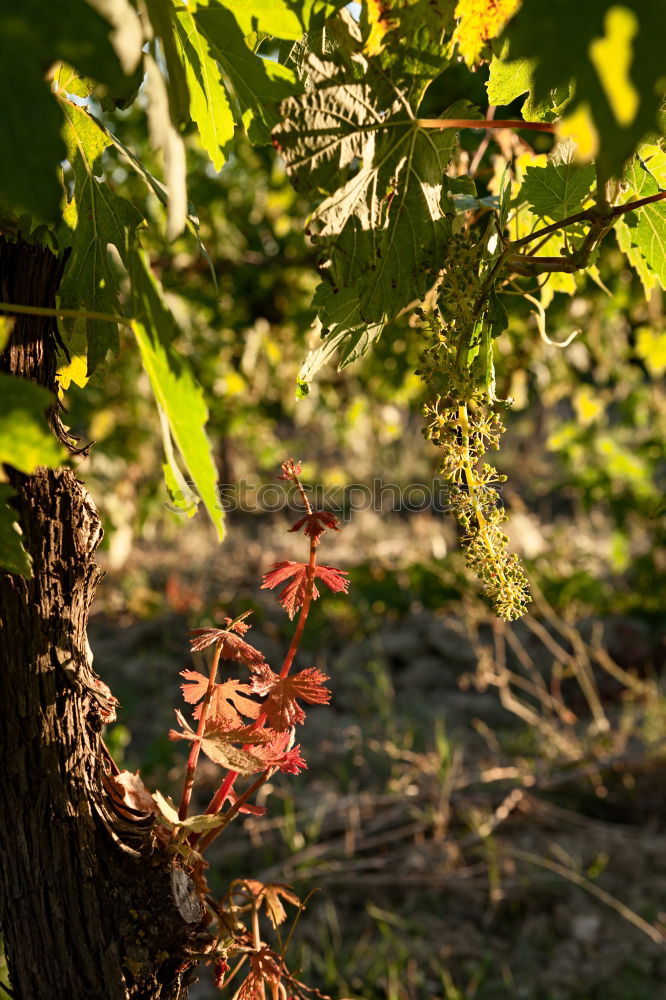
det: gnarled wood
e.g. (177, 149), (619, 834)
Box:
(0, 236), (206, 999)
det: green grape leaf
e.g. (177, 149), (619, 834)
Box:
(486, 44), (572, 122)
(522, 149), (596, 222)
(174, 6), (235, 170)
(58, 101), (144, 374)
(129, 248), (224, 541)
(220, 0), (347, 39)
(364, 0), (456, 79)
(0, 374), (64, 474)
(0, 0), (135, 222)
(297, 285), (385, 392)
(0, 486), (32, 578)
(618, 148), (666, 289)
(274, 22), (456, 345)
(193, 1), (298, 145)
(495, 0), (666, 177)
(615, 217), (658, 296)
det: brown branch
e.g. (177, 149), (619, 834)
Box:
(511, 189), (666, 251)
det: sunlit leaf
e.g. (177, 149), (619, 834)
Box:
(619, 147), (666, 288)
(522, 148), (596, 222)
(129, 248), (224, 540)
(174, 6), (235, 170)
(59, 101), (144, 373)
(452, 0), (522, 68)
(193, 1), (298, 145)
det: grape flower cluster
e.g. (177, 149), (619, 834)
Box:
(416, 235), (531, 620)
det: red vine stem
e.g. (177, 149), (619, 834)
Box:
(279, 535), (317, 680)
(201, 467), (318, 820)
(417, 118), (556, 133)
(197, 772), (271, 854)
(178, 638), (223, 820)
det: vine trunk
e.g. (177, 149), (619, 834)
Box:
(0, 237), (205, 1000)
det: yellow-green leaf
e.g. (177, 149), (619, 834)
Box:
(129, 248), (224, 540)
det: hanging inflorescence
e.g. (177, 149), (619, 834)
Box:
(416, 234), (531, 621)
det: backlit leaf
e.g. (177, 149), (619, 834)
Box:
(523, 149), (596, 221)
(174, 5), (235, 170)
(486, 44), (571, 122)
(129, 247), (224, 539)
(59, 101), (143, 373)
(618, 147), (666, 289)
(452, 0), (522, 68)
(250, 665), (330, 730)
(193, 1), (298, 145)
(221, 0), (346, 39)
(261, 560), (349, 618)
(180, 670), (262, 727)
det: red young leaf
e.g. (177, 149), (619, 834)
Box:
(169, 711), (264, 775)
(180, 670), (262, 728)
(251, 665), (330, 730)
(213, 959), (229, 988)
(251, 729), (307, 774)
(261, 561), (349, 618)
(238, 946), (283, 1000)
(188, 619), (266, 668)
(277, 458), (302, 480)
(313, 563), (349, 594)
(289, 509), (340, 541)
(242, 880), (301, 927)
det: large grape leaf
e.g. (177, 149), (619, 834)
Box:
(192, 1), (299, 145)
(493, 0), (666, 177)
(363, 0), (455, 79)
(297, 286), (385, 394)
(274, 19), (456, 379)
(129, 248), (224, 541)
(618, 147), (666, 289)
(58, 102), (144, 374)
(0, 0), (137, 222)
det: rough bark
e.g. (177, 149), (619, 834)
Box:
(0, 236), (207, 999)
